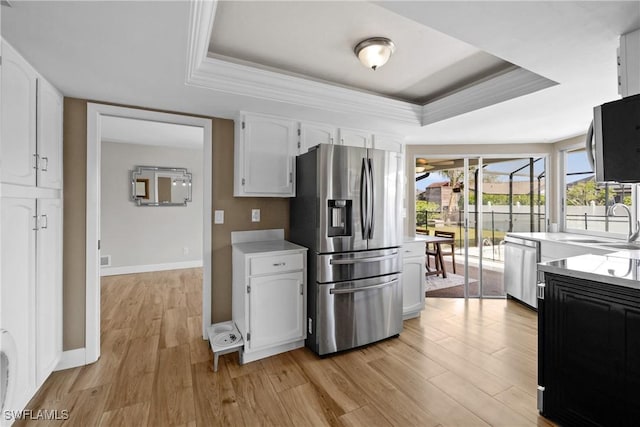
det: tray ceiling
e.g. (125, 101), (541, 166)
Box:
(208, 1), (520, 104)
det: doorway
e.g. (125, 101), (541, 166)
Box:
(86, 104), (212, 363)
(415, 155), (547, 299)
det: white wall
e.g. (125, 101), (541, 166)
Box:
(100, 141), (203, 273)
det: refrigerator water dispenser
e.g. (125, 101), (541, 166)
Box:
(328, 199), (352, 237)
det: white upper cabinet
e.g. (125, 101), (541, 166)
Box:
(0, 40), (63, 189)
(338, 127), (371, 148)
(401, 241), (426, 320)
(299, 122), (337, 154)
(36, 79), (64, 189)
(1, 41), (37, 186)
(234, 113), (297, 197)
(373, 133), (404, 153)
(233, 111), (406, 198)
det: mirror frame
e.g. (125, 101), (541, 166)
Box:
(130, 165), (193, 206)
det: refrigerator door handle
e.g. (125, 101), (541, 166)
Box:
(329, 278), (398, 294)
(367, 158), (374, 239)
(360, 158), (367, 240)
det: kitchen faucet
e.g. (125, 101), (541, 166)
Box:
(607, 203), (640, 242)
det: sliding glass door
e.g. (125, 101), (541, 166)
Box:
(415, 155), (547, 299)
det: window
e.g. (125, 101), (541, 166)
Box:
(564, 147), (633, 236)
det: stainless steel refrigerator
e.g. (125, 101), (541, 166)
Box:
(290, 144), (403, 356)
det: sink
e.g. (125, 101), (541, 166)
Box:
(600, 243), (640, 250)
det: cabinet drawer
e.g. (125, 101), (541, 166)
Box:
(402, 241), (425, 258)
(250, 253), (303, 275)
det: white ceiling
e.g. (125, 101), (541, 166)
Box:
(2, 1), (640, 145)
(208, 1), (513, 103)
(101, 116), (203, 149)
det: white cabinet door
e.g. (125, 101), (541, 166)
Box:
(35, 198), (62, 387)
(373, 134), (404, 153)
(338, 127), (371, 149)
(299, 122), (336, 154)
(1, 198), (37, 413)
(248, 271), (304, 351)
(36, 79), (63, 189)
(1, 42), (37, 186)
(402, 256), (425, 317)
(236, 114), (297, 197)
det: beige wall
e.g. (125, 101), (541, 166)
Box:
(62, 100), (289, 350)
(63, 98), (87, 350)
(210, 118), (289, 322)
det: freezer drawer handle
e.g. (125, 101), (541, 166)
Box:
(330, 278), (398, 294)
(329, 253), (397, 265)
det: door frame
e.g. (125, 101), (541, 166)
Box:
(86, 103), (212, 363)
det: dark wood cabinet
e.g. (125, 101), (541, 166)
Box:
(539, 273), (640, 426)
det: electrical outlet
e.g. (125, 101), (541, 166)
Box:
(251, 209), (260, 222)
(183, 247), (189, 255)
(214, 210), (224, 224)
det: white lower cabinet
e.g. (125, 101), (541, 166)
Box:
(402, 240), (426, 320)
(0, 196), (62, 416)
(232, 241), (307, 364)
(248, 271), (305, 351)
(35, 198), (63, 386)
(1, 198), (37, 416)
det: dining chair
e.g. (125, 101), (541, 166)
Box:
(434, 230), (456, 274)
(424, 230), (441, 273)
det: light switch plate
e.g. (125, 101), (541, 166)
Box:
(214, 210), (224, 224)
(251, 209), (260, 222)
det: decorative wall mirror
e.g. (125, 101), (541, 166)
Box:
(131, 166), (192, 206)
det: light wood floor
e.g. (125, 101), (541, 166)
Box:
(19, 268), (554, 426)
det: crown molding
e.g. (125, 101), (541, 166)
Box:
(185, 0), (421, 126)
(188, 55), (422, 124)
(185, 0), (556, 129)
(422, 67), (558, 126)
(185, 0), (217, 85)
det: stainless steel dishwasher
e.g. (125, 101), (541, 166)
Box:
(504, 235), (540, 309)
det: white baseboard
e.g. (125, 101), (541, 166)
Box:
(100, 260), (203, 276)
(55, 348), (87, 370)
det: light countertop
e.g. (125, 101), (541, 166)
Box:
(509, 232), (640, 254)
(539, 253), (640, 289)
(404, 235), (431, 244)
(507, 232), (640, 288)
(508, 231), (619, 244)
(232, 240), (307, 255)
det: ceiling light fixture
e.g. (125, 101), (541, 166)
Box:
(354, 37), (395, 71)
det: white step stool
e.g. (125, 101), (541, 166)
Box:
(207, 321), (243, 372)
